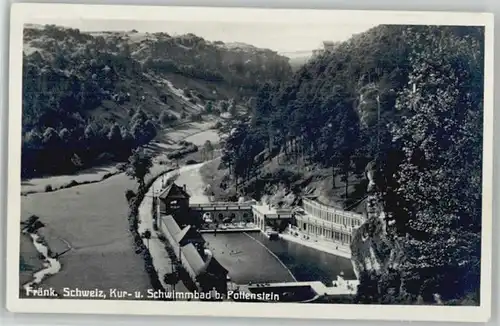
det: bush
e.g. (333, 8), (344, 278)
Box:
(164, 272), (178, 285)
(45, 185), (53, 192)
(166, 144), (198, 160)
(125, 189), (136, 203)
(102, 172), (113, 180)
(116, 163), (127, 171)
(205, 102), (213, 114)
(159, 111), (178, 125)
(125, 168), (175, 296)
(186, 159), (198, 165)
(159, 94), (169, 104)
(25, 215), (40, 225)
(190, 113), (202, 122)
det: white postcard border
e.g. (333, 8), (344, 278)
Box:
(6, 3), (494, 322)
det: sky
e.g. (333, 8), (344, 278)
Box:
(26, 18), (376, 55)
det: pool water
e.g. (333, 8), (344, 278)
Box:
(202, 232), (355, 285)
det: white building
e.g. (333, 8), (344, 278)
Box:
(293, 198), (364, 246)
(312, 41), (336, 57)
(252, 204), (293, 231)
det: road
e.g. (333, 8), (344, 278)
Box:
(173, 162), (211, 204)
(137, 161), (212, 293)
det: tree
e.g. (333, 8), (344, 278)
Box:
(205, 101), (213, 114)
(202, 140), (214, 161)
(71, 153), (84, 168)
(24, 130), (43, 149)
(131, 116), (156, 147)
(336, 104), (361, 200)
(131, 109), (148, 126)
(84, 124), (96, 141)
(125, 149), (153, 191)
(228, 100), (237, 117)
(159, 111), (177, 125)
(143, 119), (157, 140)
(141, 229), (152, 249)
(390, 26), (484, 300)
(119, 126), (135, 158)
(107, 123), (122, 143)
(221, 122), (248, 176)
(355, 271), (380, 304)
(219, 101), (229, 113)
(59, 128), (72, 144)
(164, 272), (178, 294)
(43, 127), (60, 146)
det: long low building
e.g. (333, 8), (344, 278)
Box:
(293, 198), (365, 246)
(158, 215), (229, 294)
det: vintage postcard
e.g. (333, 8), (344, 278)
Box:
(6, 3), (494, 323)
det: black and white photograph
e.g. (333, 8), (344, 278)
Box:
(6, 4), (493, 322)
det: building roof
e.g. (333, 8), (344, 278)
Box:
(181, 244), (229, 278)
(204, 256), (228, 276)
(175, 225), (205, 244)
(252, 204), (292, 216)
(175, 226), (191, 244)
(161, 215), (182, 237)
(159, 183), (190, 200)
(181, 243), (206, 276)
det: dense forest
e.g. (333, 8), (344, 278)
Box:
(219, 25), (484, 304)
(21, 24), (291, 177)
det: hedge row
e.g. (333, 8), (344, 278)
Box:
(126, 168), (175, 299)
(166, 144), (198, 160)
(22, 171), (120, 196)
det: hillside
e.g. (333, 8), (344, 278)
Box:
(281, 50), (313, 71)
(211, 24), (484, 304)
(21, 24), (292, 177)
(214, 24), (414, 208)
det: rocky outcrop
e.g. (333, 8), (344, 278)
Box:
(350, 163), (404, 279)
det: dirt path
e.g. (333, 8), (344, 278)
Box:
(137, 169), (188, 293)
(174, 162), (211, 204)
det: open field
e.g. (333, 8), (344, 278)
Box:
(20, 163), (179, 293)
(21, 165), (119, 195)
(155, 120), (219, 148)
(20, 173), (151, 294)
